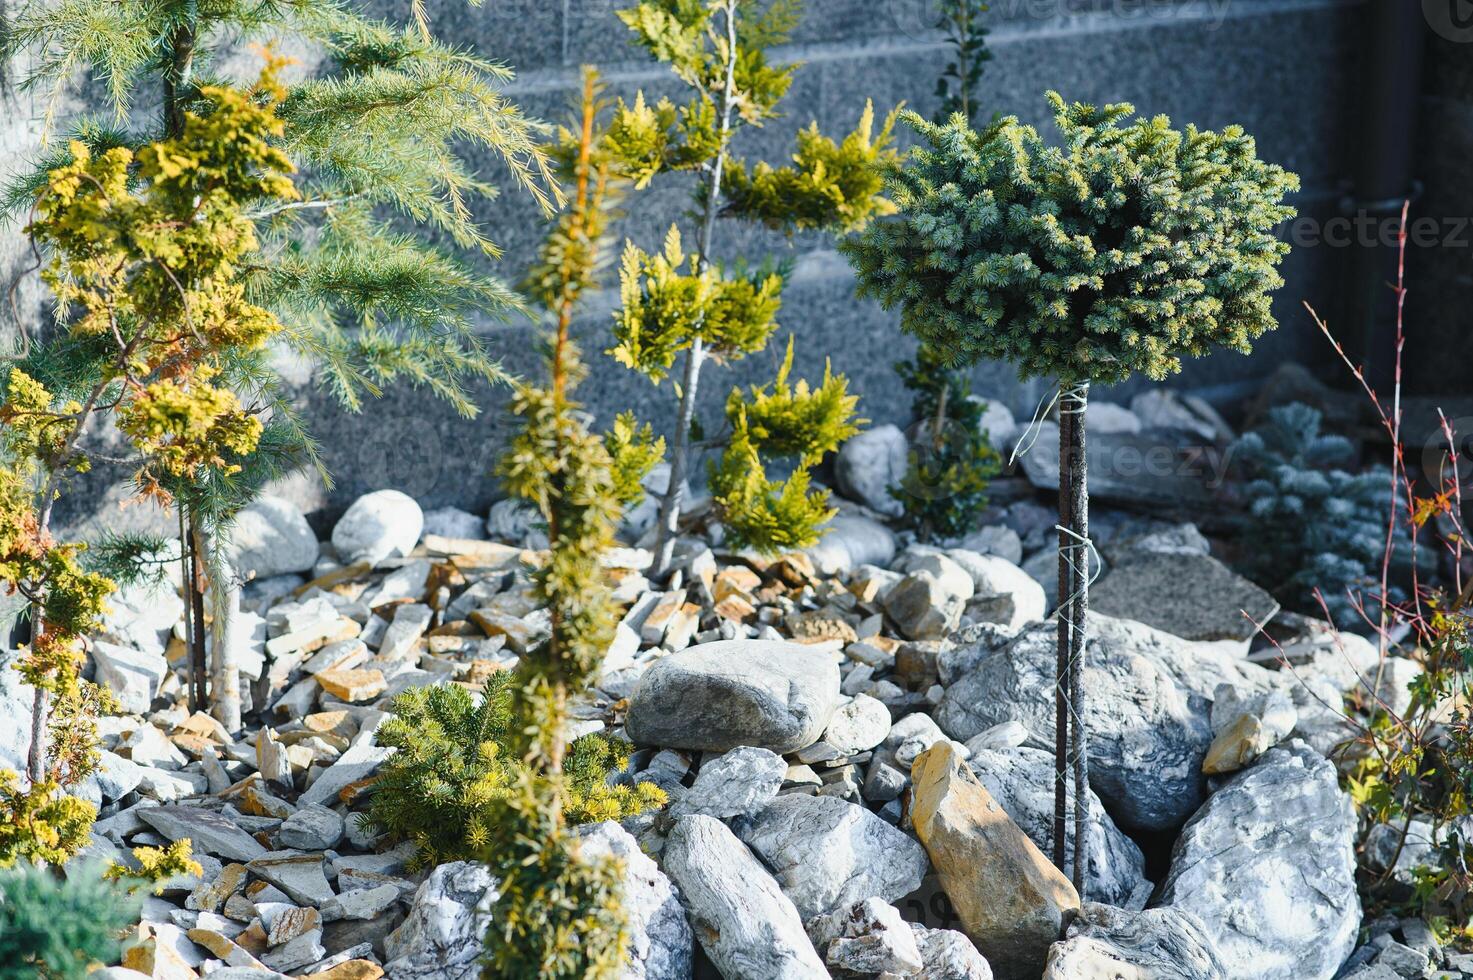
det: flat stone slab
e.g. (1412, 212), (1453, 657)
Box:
(139, 806), (267, 862)
(1092, 552), (1278, 646)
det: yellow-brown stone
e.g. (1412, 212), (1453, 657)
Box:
(302, 710), (356, 738)
(185, 862), (247, 913)
(313, 668), (386, 702)
(311, 960), (386, 980)
(910, 741), (1080, 980)
(1202, 713), (1272, 775)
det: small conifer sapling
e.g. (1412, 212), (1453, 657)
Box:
(488, 68), (659, 978)
(606, 0), (897, 571)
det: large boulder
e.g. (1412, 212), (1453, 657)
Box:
(1158, 742), (1360, 980)
(1043, 903), (1228, 980)
(577, 821), (693, 979)
(91, 642), (169, 716)
(625, 641), (840, 754)
(807, 513), (897, 577)
(1022, 545), (1108, 614)
(909, 742), (1079, 980)
(966, 744), (1148, 908)
(331, 490), (423, 567)
(1091, 552), (1279, 653)
(936, 616), (1213, 831)
(662, 815), (828, 979)
(383, 862), (496, 980)
(0, 654), (35, 773)
(226, 495), (319, 581)
(1018, 423), (1217, 510)
(835, 424), (908, 517)
(948, 552), (1046, 632)
(735, 794), (929, 920)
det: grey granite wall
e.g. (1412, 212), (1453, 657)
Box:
(1410, 8), (1473, 397)
(3, 0), (1368, 531)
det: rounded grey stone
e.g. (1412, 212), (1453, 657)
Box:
(626, 640), (841, 754)
(331, 490), (423, 567)
(226, 495), (319, 581)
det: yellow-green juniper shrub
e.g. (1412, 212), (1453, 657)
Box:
(363, 677), (665, 870)
(710, 338), (862, 552)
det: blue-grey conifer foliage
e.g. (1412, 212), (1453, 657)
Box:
(843, 93), (1299, 385)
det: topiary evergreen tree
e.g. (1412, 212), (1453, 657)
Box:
(604, 0), (896, 572)
(844, 94), (1297, 894)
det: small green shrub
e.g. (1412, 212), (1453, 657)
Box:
(363, 679), (666, 870)
(1235, 402), (1403, 626)
(891, 345), (1001, 541)
(710, 338), (861, 552)
(0, 772), (94, 869)
(104, 839), (203, 893)
(0, 862), (137, 980)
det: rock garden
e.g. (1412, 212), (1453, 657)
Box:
(0, 2), (1469, 980)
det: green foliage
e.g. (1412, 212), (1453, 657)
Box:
(104, 839), (203, 892)
(0, 368), (113, 757)
(843, 94), (1299, 386)
(5, 0), (558, 420)
(488, 73), (664, 975)
(932, 0), (992, 128)
(0, 772), (95, 868)
(25, 64), (298, 502)
(0, 862), (137, 980)
(711, 339), (859, 551)
(365, 680), (665, 871)
(610, 227), (784, 381)
(891, 347), (1001, 541)
(1235, 403), (1402, 625)
(604, 413), (665, 509)
(603, 91), (721, 187)
(717, 101), (902, 233)
(79, 532), (175, 589)
(615, 0), (798, 124)
(480, 800), (630, 980)
(46, 682), (118, 789)
(606, 0), (887, 566)
(1331, 463), (1473, 938)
